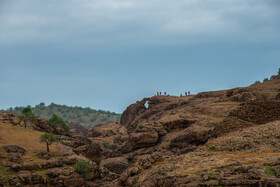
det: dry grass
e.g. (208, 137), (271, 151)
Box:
(216, 101), (241, 105)
(172, 151), (280, 176)
(0, 123), (58, 162)
(198, 114), (225, 121)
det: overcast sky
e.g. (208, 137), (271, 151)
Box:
(0, 0), (280, 113)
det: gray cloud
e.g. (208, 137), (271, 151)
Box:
(0, 0), (279, 47)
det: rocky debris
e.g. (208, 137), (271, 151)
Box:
(3, 145), (26, 155)
(46, 167), (85, 187)
(169, 125), (210, 154)
(87, 123), (127, 138)
(206, 120), (280, 152)
(0, 111), (18, 125)
(100, 157), (129, 174)
(9, 171), (46, 186)
(121, 131), (159, 153)
(162, 119), (196, 132)
(56, 134), (91, 148)
(74, 144), (102, 164)
(68, 122), (87, 134)
(133, 154), (161, 170)
(9, 160), (63, 171)
(230, 100), (280, 125)
(212, 117), (254, 137)
(195, 90), (227, 99)
(35, 150), (51, 160)
(118, 167), (140, 186)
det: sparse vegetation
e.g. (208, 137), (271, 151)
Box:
(47, 114), (70, 134)
(18, 106), (36, 128)
(74, 161), (93, 180)
(138, 124), (144, 129)
(254, 68), (280, 84)
(209, 145), (216, 151)
(102, 141), (111, 149)
(263, 78), (269, 82)
(8, 103), (121, 128)
(40, 133), (57, 152)
(265, 166), (275, 176)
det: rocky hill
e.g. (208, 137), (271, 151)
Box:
(7, 103), (121, 128)
(1, 75), (280, 186)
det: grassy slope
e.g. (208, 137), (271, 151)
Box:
(0, 122), (57, 157)
(7, 103), (121, 128)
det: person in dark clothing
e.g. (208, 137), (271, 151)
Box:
(164, 92), (166, 95)
(188, 91), (190, 95)
(185, 92), (187, 96)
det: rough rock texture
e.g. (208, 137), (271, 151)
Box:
(100, 157), (129, 174)
(3, 145), (26, 155)
(2, 75), (280, 186)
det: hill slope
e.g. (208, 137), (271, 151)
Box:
(1, 74), (280, 186)
(7, 103), (121, 128)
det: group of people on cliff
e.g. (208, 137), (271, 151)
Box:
(156, 91), (191, 97)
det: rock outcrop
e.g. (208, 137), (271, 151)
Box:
(2, 75), (280, 186)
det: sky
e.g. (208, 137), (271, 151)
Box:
(0, 0), (280, 113)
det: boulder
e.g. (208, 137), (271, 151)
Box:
(17, 171), (46, 185)
(73, 144), (102, 164)
(3, 145), (26, 155)
(46, 167), (85, 187)
(100, 157), (129, 174)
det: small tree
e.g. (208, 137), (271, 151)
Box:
(19, 106), (36, 128)
(263, 78), (269, 82)
(254, 80), (261, 84)
(74, 161), (93, 180)
(271, 75), (276, 80)
(40, 133), (57, 152)
(47, 114), (70, 134)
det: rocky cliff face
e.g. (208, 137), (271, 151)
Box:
(1, 76), (280, 186)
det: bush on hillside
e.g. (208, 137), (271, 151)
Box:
(263, 78), (269, 82)
(74, 161), (93, 180)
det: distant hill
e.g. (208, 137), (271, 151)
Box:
(7, 103), (121, 128)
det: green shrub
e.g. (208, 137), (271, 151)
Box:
(263, 78), (269, 82)
(74, 161), (93, 180)
(265, 166), (275, 176)
(271, 75), (276, 80)
(102, 141), (111, 149)
(254, 80), (261, 84)
(209, 145), (216, 151)
(138, 124), (144, 129)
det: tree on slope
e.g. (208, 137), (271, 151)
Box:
(47, 114), (70, 134)
(40, 133), (57, 152)
(19, 106), (36, 128)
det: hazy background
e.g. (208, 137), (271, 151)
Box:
(1, 0), (280, 113)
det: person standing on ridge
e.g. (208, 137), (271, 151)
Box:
(185, 92), (187, 96)
(188, 91), (190, 95)
(180, 93), (182, 97)
(164, 92), (166, 95)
